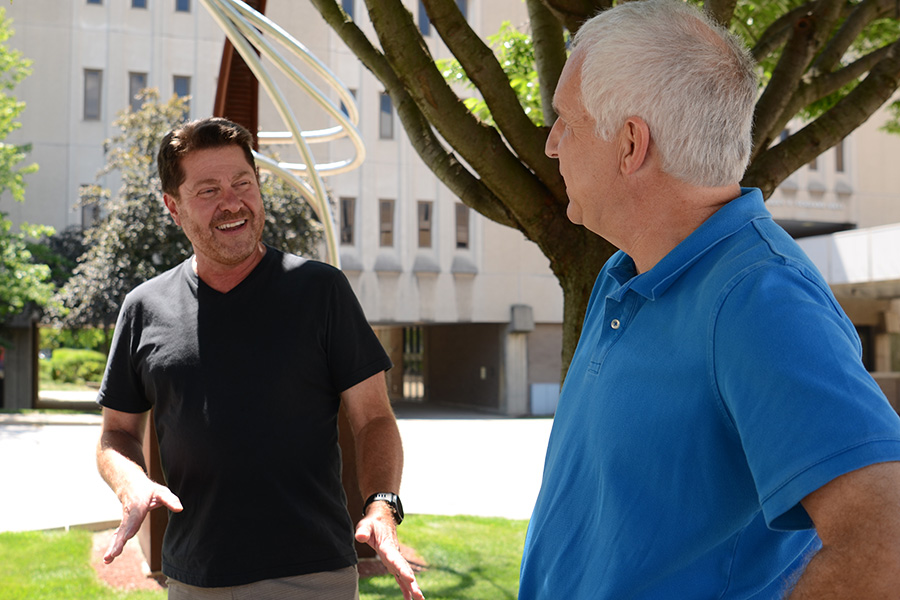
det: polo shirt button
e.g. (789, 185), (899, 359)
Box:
(611, 319), (621, 329)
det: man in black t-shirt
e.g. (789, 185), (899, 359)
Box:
(96, 117), (423, 600)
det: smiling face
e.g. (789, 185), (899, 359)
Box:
(163, 145), (265, 271)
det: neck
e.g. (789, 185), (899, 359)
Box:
(193, 243), (266, 293)
(626, 182), (741, 274)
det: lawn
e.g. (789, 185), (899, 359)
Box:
(0, 515), (528, 600)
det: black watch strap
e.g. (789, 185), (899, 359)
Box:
(363, 492), (404, 524)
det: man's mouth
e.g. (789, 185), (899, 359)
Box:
(216, 219), (247, 231)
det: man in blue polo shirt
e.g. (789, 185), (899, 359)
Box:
(519, 1), (900, 598)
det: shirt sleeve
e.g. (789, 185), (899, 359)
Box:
(712, 260), (900, 531)
(97, 293), (152, 414)
(323, 268), (393, 393)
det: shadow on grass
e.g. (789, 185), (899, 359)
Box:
(360, 562), (516, 600)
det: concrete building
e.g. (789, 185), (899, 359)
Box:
(1, 0), (564, 415)
(2, 0), (898, 411)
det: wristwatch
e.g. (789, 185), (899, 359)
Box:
(363, 492), (404, 525)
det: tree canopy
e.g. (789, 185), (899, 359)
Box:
(311, 0), (900, 376)
(49, 91), (323, 330)
(0, 6), (49, 330)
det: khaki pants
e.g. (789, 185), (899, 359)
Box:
(166, 566), (359, 600)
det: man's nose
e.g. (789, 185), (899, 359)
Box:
(218, 187), (242, 212)
(545, 119), (561, 158)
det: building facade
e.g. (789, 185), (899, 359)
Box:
(3, 0), (898, 412)
(3, 0), (565, 415)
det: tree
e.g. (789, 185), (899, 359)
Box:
(49, 90), (323, 331)
(311, 0), (900, 376)
(0, 6), (49, 331)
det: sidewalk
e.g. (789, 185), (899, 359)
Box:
(0, 394), (553, 533)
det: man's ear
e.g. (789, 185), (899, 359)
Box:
(620, 117), (650, 175)
(163, 193), (181, 226)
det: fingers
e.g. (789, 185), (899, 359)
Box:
(356, 516), (425, 599)
(150, 486), (184, 513)
(104, 484), (182, 564)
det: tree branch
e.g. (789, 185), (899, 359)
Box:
(704, 0), (738, 27)
(750, 2), (817, 63)
(541, 0), (609, 34)
(745, 40), (900, 196)
(308, 0), (516, 227)
(527, 0), (567, 126)
(811, 0), (894, 75)
(751, 0), (845, 160)
(422, 0), (564, 199)
(362, 0), (562, 234)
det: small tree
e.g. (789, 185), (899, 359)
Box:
(49, 90), (323, 332)
(0, 6), (49, 333)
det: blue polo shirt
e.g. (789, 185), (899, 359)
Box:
(519, 188), (900, 599)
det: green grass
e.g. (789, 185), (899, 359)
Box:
(0, 530), (164, 600)
(0, 516), (528, 600)
(362, 515), (528, 600)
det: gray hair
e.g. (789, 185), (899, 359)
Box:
(573, 0), (757, 187)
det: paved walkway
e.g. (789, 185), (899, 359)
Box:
(0, 393), (553, 533)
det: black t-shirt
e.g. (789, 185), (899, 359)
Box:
(98, 247), (392, 587)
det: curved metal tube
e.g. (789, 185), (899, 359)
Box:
(199, 0), (366, 267)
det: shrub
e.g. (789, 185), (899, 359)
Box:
(45, 348), (107, 384)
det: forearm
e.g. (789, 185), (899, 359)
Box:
(354, 414), (404, 498)
(97, 430), (151, 500)
(786, 545), (900, 599)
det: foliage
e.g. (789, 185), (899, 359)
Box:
(0, 216), (54, 322)
(39, 327), (108, 353)
(438, 21), (548, 127)
(0, 8), (50, 328)
(0, 7), (37, 204)
(48, 90), (323, 330)
(0, 529), (165, 600)
(40, 347), (106, 384)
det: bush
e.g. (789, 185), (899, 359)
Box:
(39, 327), (109, 354)
(44, 348), (107, 384)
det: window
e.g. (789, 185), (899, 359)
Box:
(341, 0), (354, 19)
(340, 197), (355, 245)
(379, 199), (394, 247)
(174, 75), (191, 115)
(174, 75), (191, 98)
(340, 88), (356, 116)
(129, 72), (147, 112)
(455, 203), (469, 249)
(84, 69), (102, 120)
(456, 0), (467, 20)
(132, 0), (147, 7)
(80, 185), (100, 229)
(379, 92), (394, 139)
(418, 1), (431, 35)
(176, 0), (190, 12)
(87, 0), (102, 4)
(835, 138), (845, 173)
(418, 201), (433, 248)
(808, 156), (818, 171)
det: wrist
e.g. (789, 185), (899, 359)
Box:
(363, 492), (404, 525)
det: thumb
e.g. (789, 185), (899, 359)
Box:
(355, 518), (373, 544)
(147, 486), (183, 513)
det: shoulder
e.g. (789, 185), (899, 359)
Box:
(122, 259), (191, 308)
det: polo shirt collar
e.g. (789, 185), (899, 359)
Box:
(612, 187), (770, 300)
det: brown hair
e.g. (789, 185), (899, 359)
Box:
(157, 117), (257, 198)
